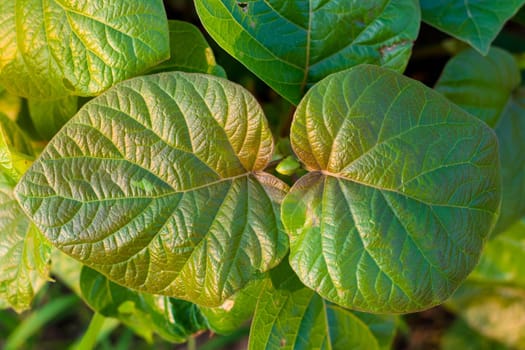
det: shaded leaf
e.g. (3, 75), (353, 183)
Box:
(200, 278), (263, 335)
(15, 72), (289, 307)
(469, 219), (525, 289)
(80, 266), (207, 343)
(353, 311), (398, 350)
(420, 0), (525, 54)
(149, 20), (226, 77)
(442, 318), (509, 350)
(436, 48), (525, 235)
(282, 64), (501, 313)
(248, 262), (379, 350)
(28, 96), (79, 140)
(0, 0), (169, 99)
(448, 282), (525, 349)
(195, 0), (420, 104)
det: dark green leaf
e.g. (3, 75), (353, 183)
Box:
(420, 0), (525, 54)
(436, 48), (525, 235)
(148, 20), (226, 77)
(195, 0), (420, 104)
(28, 96), (79, 140)
(15, 72), (289, 307)
(352, 311), (398, 350)
(248, 262), (380, 350)
(282, 64), (501, 313)
(435, 47), (520, 127)
(0, 0), (169, 99)
(80, 266), (206, 344)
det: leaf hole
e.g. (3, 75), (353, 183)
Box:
(237, 1), (248, 12)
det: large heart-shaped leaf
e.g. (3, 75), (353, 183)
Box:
(436, 47), (525, 235)
(0, 0), (169, 99)
(420, 0), (525, 54)
(282, 65), (501, 313)
(15, 72), (289, 307)
(248, 262), (381, 350)
(80, 266), (207, 343)
(195, 0), (420, 104)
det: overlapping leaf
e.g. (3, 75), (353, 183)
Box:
(0, 116), (51, 313)
(282, 65), (501, 313)
(195, 0), (420, 104)
(0, 0), (169, 99)
(420, 0), (525, 54)
(28, 96), (79, 140)
(200, 278), (263, 335)
(436, 47), (525, 235)
(80, 266), (207, 343)
(248, 262), (380, 350)
(148, 20), (226, 77)
(15, 72), (289, 307)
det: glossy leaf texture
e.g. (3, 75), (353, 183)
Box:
(195, 0), (420, 104)
(0, 117), (51, 313)
(28, 96), (79, 140)
(15, 72), (289, 307)
(200, 278), (263, 335)
(0, 0), (169, 99)
(148, 20), (226, 77)
(80, 266), (207, 343)
(248, 262), (380, 350)
(436, 47), (525, 235)
(420, 0), (525, 54)
(283, 65), (501, 313)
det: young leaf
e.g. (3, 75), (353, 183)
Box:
(420, 0), (525, 54)
(435, 48), (525, 235)
(248, 262), (380, 350)
(15, 72), (289, 307)
(282, 64), (501, 313)
(0, 0), (169, 99)
(195, 0), (420, 104)
(148, 20), (226, 77)
(28, 96), (79, 140)
(80, 266), (207, 344)
(200, 278), (263, 335)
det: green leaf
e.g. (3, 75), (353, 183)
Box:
(51, 248), (83, 296)
(80, 266), (207, 344)
(436, 48), (525, 235)
(352, 312), (398, 350)
(15, 72), (289, 307)
(0, 0), (169, 99)
(248, 262), (380, 350)
(442, 318), (509, 350)
(0, 89), (21, 121)
(195, 0), (420, 104)
(447, 282), (525, 349)
(282, 64), (501, 313)
(0, 113), (34, 158)
(148, 20), (226, 77)
(200, 278), (263, 335)
(435, 47), (520, 128)
(28, 96), (79, 140)
(469, 219), (525, 289)
(420, 0), (525, 54)
(0, 181), (51, 313)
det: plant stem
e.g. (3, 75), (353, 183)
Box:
(188, 336), (197, 350)
(70, 312), (108, 350)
